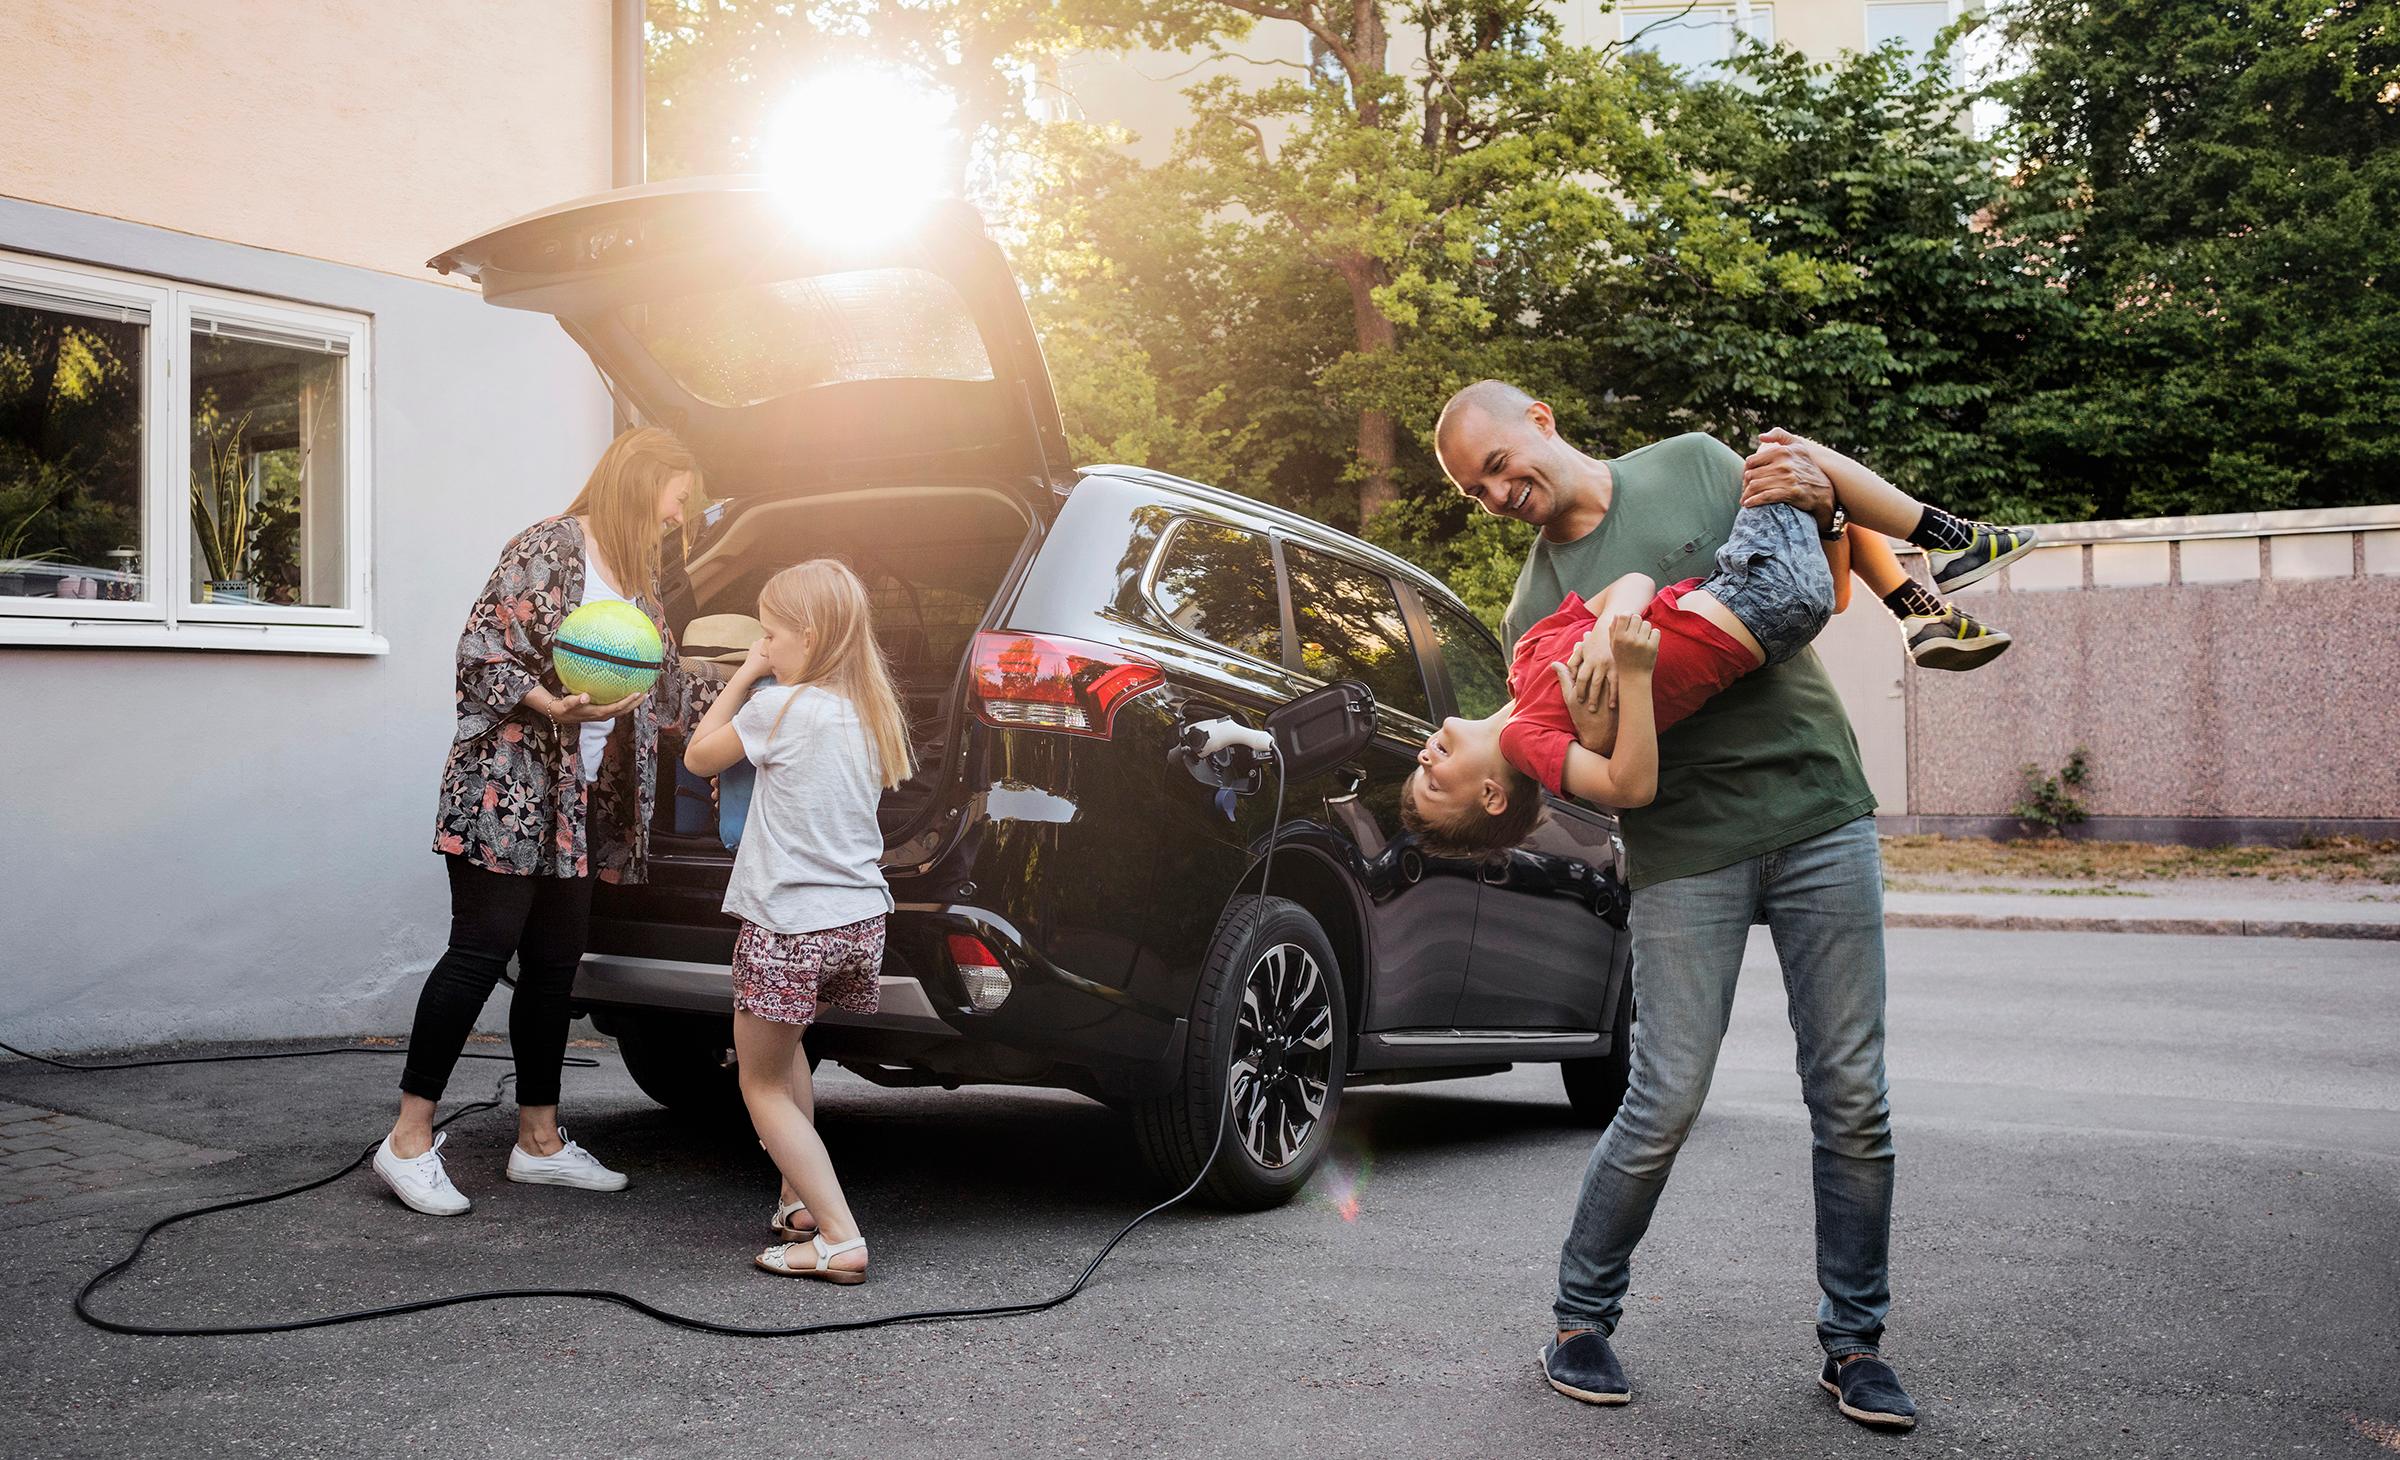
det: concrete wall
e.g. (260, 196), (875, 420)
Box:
(1823, 507), (2400, 841)
(0, 198), (614, 1050)
(0, 0), (612, 283)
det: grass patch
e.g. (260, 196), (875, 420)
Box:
(1880, 834), (2400, 884)
(1883, 879), (2150, 897)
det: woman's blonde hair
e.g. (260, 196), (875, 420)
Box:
(563, 426), (701, 603)
(757, 559), (915, 791)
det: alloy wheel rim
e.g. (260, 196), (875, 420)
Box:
(1228, 941), (1333, 1170)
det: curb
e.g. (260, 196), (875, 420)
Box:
(1887, 912), (2400, 941)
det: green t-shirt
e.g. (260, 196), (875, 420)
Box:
(1503, 432), (1875, 889)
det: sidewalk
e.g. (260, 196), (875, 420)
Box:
(1884, 879), (2400, 941)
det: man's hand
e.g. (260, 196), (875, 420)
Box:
(1741, 427), (1837, 532)
(1550, 661), (1617, 753)
(1608, 612), (1660, 676)
(1562, 621), (1620, 716)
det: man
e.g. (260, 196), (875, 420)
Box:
(1434, 380), (1916, 1432)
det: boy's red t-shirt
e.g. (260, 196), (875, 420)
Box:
(1497, 586), (1756, 798)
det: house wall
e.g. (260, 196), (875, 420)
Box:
(0, 0), (612, 283)
(0, 199), (613, 1050)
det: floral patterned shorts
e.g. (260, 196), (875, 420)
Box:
(730, 915), (886, 1026)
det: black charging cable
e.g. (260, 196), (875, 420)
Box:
(32, 749), (1289, 1340)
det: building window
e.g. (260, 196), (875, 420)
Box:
(1865, 1), (1956, 65)
(1, 251), (373, 651)
(1621, 4), (1776, 78)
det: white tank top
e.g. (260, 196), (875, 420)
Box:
(577, 544), (635, 784)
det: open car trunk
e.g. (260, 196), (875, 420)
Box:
(651, 484), (1037, 861)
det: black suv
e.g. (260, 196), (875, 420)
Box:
(433, 181), (1633, 1208)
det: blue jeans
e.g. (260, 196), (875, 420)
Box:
(1554, 814), (1895, 1357)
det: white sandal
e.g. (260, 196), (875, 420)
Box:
(755, 1234), (868, 1284)
(770, 1196), (817, 1241)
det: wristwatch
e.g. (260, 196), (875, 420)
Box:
(1819, 503), (1848, 541)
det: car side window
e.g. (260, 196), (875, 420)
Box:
(1426, 598), (1508, 720)
(1150, 520), (1284, 663)
(1283, 545), (1432, 724)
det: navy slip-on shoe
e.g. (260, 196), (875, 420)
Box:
(1541, 1331), (1630, 1405)
(1820, 1354), (1918, 1431)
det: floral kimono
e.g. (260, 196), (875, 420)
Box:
(433, 516), (718, 882)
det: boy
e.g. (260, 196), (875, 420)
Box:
(1401, 450), (2034, 856)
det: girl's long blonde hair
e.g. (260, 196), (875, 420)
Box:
(758, 559), (914, 791)
(563, 426), (700, 603)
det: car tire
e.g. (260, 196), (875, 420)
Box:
(1560, 966), (1634, 1126)
(1131, 895), (1348, 1211)
(615, 1014), (746, 1122)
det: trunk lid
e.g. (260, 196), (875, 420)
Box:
(428, 178), (1071, 499)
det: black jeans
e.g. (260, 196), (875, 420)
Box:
(400, 855), (595, 1107)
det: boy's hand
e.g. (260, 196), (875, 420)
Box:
(1609, 613), (1660, 675)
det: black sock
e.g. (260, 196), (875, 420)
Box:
(1881, 581), (1943, 620)
(1906, 504), (1974, 553)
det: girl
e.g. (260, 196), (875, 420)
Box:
(683, 559), (912, 1283)
(378, 427), (718, 1216)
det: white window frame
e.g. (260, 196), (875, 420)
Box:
(0, 249), (380, 655)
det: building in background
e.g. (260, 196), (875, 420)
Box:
(1, 2), (631, 1048)
(1056, 0), (1980, 161)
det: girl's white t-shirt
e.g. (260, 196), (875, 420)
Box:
(722, 683), (894, 935)
(575, 544), (635, 784)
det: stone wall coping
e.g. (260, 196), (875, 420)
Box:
(1882, 502), (2400, 552)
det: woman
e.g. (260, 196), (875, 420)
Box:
(374, 427), (719, 1216)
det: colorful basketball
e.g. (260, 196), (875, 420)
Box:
(553, 599), (663, 703)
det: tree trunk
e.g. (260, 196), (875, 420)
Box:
(1338, 253), (1400, 523)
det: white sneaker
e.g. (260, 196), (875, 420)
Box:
(374, 1130), (471, 1216)
(505, 1127), (629, 1191)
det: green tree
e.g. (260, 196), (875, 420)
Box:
(1993, 0), (2400, 517)
(1565, 40), (2072, 523)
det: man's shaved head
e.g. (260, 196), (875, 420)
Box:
(1435, 379), (1539, 457)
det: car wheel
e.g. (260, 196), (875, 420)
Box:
(1132, 895), (1348, 1210)
(615, 1014), (746, 1121)
(1560, 967), (1634, 1126)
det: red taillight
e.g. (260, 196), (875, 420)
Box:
(969, 631), (1163, 738)
(946, 933), (1002, 970)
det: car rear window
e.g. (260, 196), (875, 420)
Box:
(1283, 545), (1432, 724)
(1150, 520), (1283, 664)
(622, 267), (994, 408)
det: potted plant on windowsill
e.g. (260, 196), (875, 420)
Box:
(0, 496), (68, 598)
(190, 410), (253, 603)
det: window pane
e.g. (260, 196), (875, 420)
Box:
(1427, 598), (1509, 721)
(1624, 5), (1772, 77)
(1284, 545), (1431, 723)
(1866, 2), (1950, 61)
(1151, 520), (1283, 663)
(624, 268), (994, 409)
(0, 298), (146, 602)
(189, 327), (346, 608)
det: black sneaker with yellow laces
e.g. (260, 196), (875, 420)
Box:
(1904, 603), (2012, 670)
(1925, 521), (2039, 594)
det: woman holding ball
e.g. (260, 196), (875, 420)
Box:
(375, 427), (718, 1216)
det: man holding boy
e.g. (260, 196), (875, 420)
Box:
(1432, 380), (1917, 1431)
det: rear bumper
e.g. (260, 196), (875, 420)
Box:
(574, 953), (955, 1038)
(575, 902), (1189, 1099)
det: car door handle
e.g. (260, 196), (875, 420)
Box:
(1327, 763), (1365, 801)
(1479, 860), (1511, 886)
